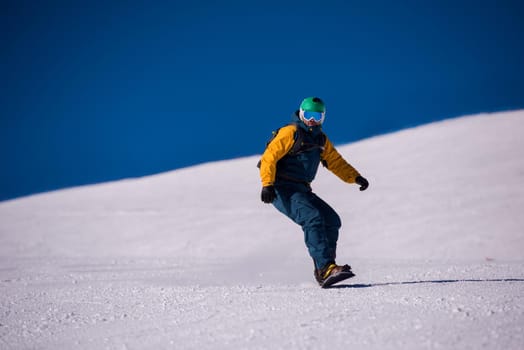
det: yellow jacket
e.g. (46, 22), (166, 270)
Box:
(260, 124), (361, 187)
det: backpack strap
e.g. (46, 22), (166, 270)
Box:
(287, 123), (304, 155)
(257, 123), (326, 168)
(288, 123), (326, 156)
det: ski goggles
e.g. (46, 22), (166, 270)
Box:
(301, 110), (325, 124)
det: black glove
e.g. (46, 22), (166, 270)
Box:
(355, 176), (369, 191)
(261, 186), (277, 203)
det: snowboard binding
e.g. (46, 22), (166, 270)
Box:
(315, 263), (355, 288)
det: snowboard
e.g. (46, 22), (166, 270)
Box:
(321, 270), (355, 288)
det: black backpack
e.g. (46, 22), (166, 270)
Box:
(257, 123), (326, 168)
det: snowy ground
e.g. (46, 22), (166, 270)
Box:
(1, 257), (523, 350)
(1, 111), (524, 349)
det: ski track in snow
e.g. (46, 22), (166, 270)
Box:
(1, 111), (524, 349)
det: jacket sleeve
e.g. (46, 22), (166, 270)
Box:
(321, 136), (361, 183)
(259, 125), (296, 187)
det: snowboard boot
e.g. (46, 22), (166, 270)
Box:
(314, 263), (355, 288)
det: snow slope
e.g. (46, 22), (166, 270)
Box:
(1, 110), (523, 349)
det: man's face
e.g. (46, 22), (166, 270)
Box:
(303, 119), (322, 127)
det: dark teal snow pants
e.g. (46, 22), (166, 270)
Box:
(272, 182), (342, 270)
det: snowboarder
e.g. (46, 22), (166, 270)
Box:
(259, 97), (369, 288)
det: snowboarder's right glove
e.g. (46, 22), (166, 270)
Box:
(261, 185), (277, 203)
(355, 176), (369, 191)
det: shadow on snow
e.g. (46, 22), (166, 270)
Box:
(330, 278), (524, 289)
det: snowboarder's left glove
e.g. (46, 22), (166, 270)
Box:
(355, 176), (369, 191)
(261, 186), (277, 203)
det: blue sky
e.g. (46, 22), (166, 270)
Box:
(2, 0), (524, 201)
